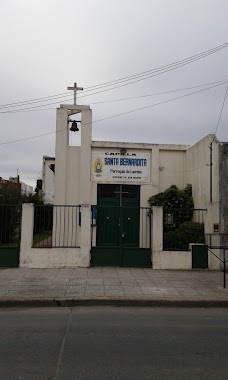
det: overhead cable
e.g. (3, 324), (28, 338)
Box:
(0, 42), (227, 110)
(0, 81), (226, 146)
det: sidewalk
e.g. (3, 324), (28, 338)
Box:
(0, 267), (227, 307)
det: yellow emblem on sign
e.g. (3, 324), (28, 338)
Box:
(93, 157), (103, 174)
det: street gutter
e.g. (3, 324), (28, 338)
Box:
(0, 298), (228, 308)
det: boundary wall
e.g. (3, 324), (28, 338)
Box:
(20, 204), (220, 270)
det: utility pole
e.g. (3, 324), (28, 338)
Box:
(208, 142), (213, 202)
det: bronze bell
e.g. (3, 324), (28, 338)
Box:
(70, 120), (79, 132)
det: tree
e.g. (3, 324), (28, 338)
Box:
(0, 186), (22, 205)
(148, 184), (195, 229)
(148, 184), (204, 250)
(0, 185), (43, 205)
(0, 185), (44, 245)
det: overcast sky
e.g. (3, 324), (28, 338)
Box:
(0, 0), (228, 188)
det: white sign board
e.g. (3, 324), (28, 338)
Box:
(92, 151), (150, 182)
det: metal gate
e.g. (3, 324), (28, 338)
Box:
(0, 205), (21, 267)
(192, 245), (208, 269)
(91, 205), (152, 267)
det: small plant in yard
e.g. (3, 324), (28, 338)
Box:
(0, 185), (44, 246)
(164, 221), (205, 250)
(148, 184), (205, 250)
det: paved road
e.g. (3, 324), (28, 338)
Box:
(0, 307), (227, 379)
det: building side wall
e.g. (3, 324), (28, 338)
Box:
(54, 106), (92, 206)
(42, 158), (55, 204)
(54, 107), (69, 205)
(219, 143), (228, 233)
(185, 134), (220, 209)
(159, 150), (185, 191)
(66, 147), (81, 205)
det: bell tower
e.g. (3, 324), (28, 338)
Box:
(54, 83), (92, 205)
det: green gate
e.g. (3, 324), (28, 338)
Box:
(0, 205), (21, 267)
(91, 184), (152, 267)
(192, 245), (208, 269)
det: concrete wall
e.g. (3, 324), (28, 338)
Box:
(152, 206), (219, 270)
(54, 105), (92, 206)
(219, 142), (228, 233)
(66, 147), (81, 204)
(152, 206), (191, 270)
(153, 251), (192, 270)
(19, 203), (221, 270)
(20, 203), (90, 268)
(208, 249), (221, 270)
(185, 134), (220, 209)
(42, 156), (55, 204)
(159, 150), (185, 191)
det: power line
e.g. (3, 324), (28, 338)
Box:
(82, 42), (228, 91)
(79, 43), (228, 95)
(0, 42), (227, 109)
(0, 81), (226, 146)
(0, 97), (73, 114)
(89, 80), (228, 105)
(1, 80), (227, 115)
(214, 85), (228, 135)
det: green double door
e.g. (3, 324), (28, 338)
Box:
(91, 184), (151, 267)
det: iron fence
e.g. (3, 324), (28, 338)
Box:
(0, 205), (21, 247)
(163, 208), (207, 251)
(205, 233), (228, 288)
(205, 233), (228, 249)
(91, 205), (152, 249)
(33, 205), (80, 248)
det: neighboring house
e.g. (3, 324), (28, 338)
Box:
(0, 176), (33, 195)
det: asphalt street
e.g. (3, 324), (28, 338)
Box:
(0, 307), (227, 380)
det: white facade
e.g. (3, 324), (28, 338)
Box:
(53, 104), (220, 212)
(53, 104), (190, 207)
(25, 102), (225, 269)
(20, 182), (33, 195)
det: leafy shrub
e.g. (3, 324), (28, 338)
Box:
(164, 221), (205, 250)
(0, 205), (21, 244)
(148, 184), (194, 210)
(33, 205), (53, 234)
(0, 185), (44, 245)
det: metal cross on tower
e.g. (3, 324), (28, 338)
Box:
(67, 82), (83, 105)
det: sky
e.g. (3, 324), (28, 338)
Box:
(0, 0), (228, 188)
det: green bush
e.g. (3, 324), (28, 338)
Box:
(0, 205), (21, 245)
(33, 205), (53, 235)
(148, 184), (194, 210)
(0, 185), (44, 245)
(164, 221), (205, 250)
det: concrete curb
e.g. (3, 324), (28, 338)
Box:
(0, 298), (228, 308)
